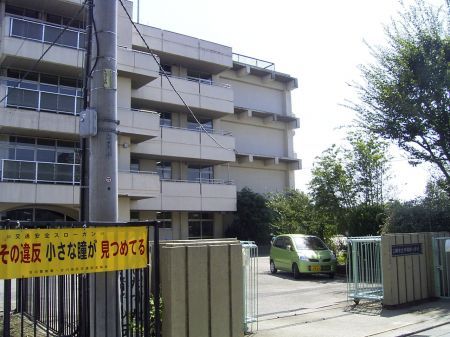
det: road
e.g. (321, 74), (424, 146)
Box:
(254, 256), (450, 337)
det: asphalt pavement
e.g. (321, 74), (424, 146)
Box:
(252, 256), (450, 337)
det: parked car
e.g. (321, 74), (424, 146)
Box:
(270, 234), (336, 279)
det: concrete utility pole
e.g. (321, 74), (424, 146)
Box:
(89, 0), (120, 336)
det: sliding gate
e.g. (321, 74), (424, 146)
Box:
(433, 237), (450, 299)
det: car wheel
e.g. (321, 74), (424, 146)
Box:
(329, 272), (335, 279)
(270, 260), (277, 274)
(292, 263), (301, 279)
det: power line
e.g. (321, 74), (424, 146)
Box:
(117, 0), (236, 154)
(0, 1), (88, 105)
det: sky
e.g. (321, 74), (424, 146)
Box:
(134, 0), (447, 200)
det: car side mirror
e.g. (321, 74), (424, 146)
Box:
(286, 244), (292, 251)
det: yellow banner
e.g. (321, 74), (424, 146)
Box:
(0, 226), (148, 279)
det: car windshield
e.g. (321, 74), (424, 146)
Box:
(293, 237), (328, 250)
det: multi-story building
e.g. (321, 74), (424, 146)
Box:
(0, 0), (300, 239)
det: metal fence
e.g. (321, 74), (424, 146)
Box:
(0, 220), (161, 337)
(347, 237), (383, 304)
(433, 237), (450, 299)
(241, 241), (258, 334)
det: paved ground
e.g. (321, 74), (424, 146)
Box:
(252, 256), (450, 337)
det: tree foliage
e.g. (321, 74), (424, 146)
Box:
(350, 0), (450, 195)
(309, 131), (390, 236)
(225, 187), (272, 244)
(383, 179), (450, 233)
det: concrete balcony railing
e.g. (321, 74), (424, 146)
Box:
(132, 74), (234, 117)
(132, 24), (233, 72)
(118, 108), (160, 143)
(118, 171), (160, 200)
(130, 179), (237, 212)
(3, 17), (159, 87)
(132, 126), (236, 163)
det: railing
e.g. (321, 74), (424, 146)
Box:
(5, 81), (83, 115)
(161, 124), (233, 136)
(232, 53), (275, 71)
(9, 16), (86, 49)
(0, 159), (80, 185)
(162, 73), (231, 89)
(161, 178), (235, 185)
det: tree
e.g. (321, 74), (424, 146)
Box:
(225, 187), (272, 244)
(309, 132), (390, 236)
(349, 0), (450, 195)
(267, 189), (331, 238)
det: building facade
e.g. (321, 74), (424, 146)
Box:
(0, 0), (300, 239)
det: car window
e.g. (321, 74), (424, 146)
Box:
(293, 236), (328, 250)
(273, 237), (284, 249)
(284, 238), (293, 250)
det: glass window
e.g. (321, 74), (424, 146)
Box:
(157, 212), (172, 228)
(187, 165), (213, 182)
(16, 148), (34, 161)
(130, 211), (139, 221)
(188, 212), (214, 239)
(57, 151), (74, 164)
(160, 112), (172, 127)
(187, 116), (213, 132)
(293, 237), (328, 251)
(159, 64), (172, 75)
(157, 161), (171, 180)
(11, 19), (43, 41)
(37, 149), (55, 162)
(130, 158), (140, 172)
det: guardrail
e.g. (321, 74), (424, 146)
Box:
(232, 53), (275, 71)
(163, 73), (231, 89)
(160, 178), (235, 185)
(161, 124), (233, 136)
(9, 16), (86, 50)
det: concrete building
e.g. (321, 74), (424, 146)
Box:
(0, 0), (300, 239)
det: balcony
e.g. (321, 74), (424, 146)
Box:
(131, 179), (237, 212)
(132, 126), (236, 164)
(118, 171), (160, 200)
(132, 25), (232, 73)
(2, 17), (159, 86)
(118, 108), (160, 143)
(132, 75), (234, 117)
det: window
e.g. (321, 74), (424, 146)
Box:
(187, 116), (213, 132)
(160, 112), (172, 127)
(157, 212), (172, 228)
(188, 212), (214, 239)
(186, 70), (212, 85)
(157, 161), (172, 180)
(187, 165), (213, 182)
(5, 5), (39, 19)
(5, 69), (83, 115)
(130, 158), (140, 172)
(130, 211), (140, 221)
(159, 64), (172, 75)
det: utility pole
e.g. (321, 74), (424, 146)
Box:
(89, 0), (120, 336)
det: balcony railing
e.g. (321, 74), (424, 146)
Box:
(5, 83), (83, 115)
(161, 178), (234, 185)
(163, 74), (231, 89)
(9, 16), (86, 49)
(161, 124), (233, 136)
(0, 159), (80, 185)
(232, 53), (275, 71)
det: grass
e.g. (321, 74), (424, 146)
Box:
(0, 313), (47, 337)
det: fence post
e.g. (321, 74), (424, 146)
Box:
(154, 221), (161, 337)
(3, 279), (11, 337)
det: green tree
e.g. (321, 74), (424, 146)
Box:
(267, 189), (327, 237)
(309, 132), (390, 236)
(349, 0), (450, 195)
(225, 187), (272, 244)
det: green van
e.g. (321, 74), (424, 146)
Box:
(270, 234), (336, 279)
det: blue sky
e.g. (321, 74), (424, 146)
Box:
(134, 0), (447, 200)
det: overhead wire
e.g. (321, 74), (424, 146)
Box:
(117, 0), (236, 154)
(0, 0), (88, 105)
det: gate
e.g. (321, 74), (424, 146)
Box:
(347, 237), (383, 304)
(0, 220), (161, 337)
(433, 237), (450, 299)
(241, 241), (258, 334)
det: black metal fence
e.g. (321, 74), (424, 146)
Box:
(0, 220), (161, 337)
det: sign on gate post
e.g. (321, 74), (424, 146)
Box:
(0, 226), (148, 279)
